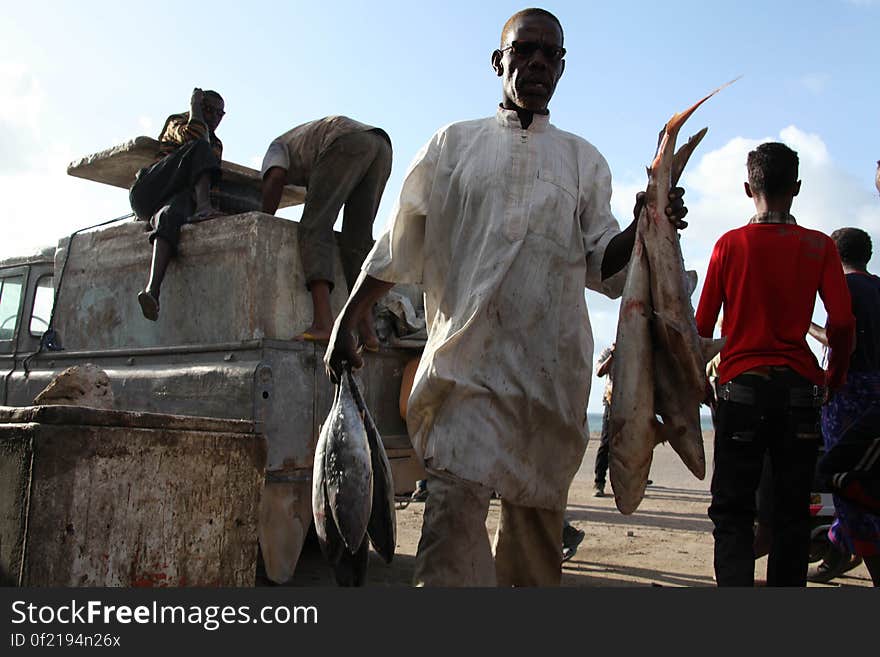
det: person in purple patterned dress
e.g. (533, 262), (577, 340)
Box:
(808, 227), (880, 586)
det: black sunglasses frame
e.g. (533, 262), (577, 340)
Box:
(500, 40), (566, 62)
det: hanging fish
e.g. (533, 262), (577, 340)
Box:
(347, 370), (396, 564)
(318, 370), (373, 553)
(610, 80), (736, 514)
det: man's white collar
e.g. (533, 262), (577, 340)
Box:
(495, 106), (550, 132)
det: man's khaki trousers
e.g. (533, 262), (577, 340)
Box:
(413, 469), (565, 587)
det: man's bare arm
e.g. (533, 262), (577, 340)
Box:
(601, 219), (637, 280)
(808, 321), (829, 347)
(601, 188), (687, 280)
(189, 88), (207, 138)
(325, 272), (395, 380)
(261, 167), (287, 215)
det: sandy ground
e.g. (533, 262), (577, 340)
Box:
(291, 432), (875, 587)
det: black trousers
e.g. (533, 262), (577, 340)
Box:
(709, 369), (820, 586)
(129, 139), (221, 255)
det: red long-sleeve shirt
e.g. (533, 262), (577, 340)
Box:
(695, 223), (855, 388)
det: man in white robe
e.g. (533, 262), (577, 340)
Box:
(326, 7), (687, 586)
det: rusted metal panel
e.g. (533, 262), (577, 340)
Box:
(255, 346), (317, 472)
(5, 344), (262, 419)
(11, 342), (417, 473)
(0, 405), (255, 434)
(1, 407), (265, 587)
(0, 426), (32, 585)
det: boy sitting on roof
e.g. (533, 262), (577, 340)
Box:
(129, 88), (225, 321)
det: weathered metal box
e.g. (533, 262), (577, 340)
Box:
(0, 405), (264, 587)
(52, 212), (352, 350)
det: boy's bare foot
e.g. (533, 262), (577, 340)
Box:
(358, 316), (379, 352)
(138, 290), (160, 321)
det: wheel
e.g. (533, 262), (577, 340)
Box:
(808, 523), (833, 563)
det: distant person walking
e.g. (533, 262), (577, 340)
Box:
(593, 344), (614, 497)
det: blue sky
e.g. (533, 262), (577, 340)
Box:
(2, 0), (878, 411)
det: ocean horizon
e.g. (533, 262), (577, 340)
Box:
(587, 412), (714, 433)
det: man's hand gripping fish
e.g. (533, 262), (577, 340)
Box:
(609, 80), (737, 514)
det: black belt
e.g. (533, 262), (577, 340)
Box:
(718, 381), (825, 408)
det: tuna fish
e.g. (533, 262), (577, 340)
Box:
(314, 371), (373, 554)
(609, 81), (735, 514)
(347, 370), (397, 565)
(311, 367), (397, 585)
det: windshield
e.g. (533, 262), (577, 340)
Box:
(30, 275), (54, 336)
(0, 275), (24, 341)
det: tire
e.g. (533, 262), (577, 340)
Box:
(808, 523), (833, 563)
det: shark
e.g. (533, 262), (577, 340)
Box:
(609, 80), (738, 514)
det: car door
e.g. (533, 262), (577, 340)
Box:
(0, 266), (28, 402)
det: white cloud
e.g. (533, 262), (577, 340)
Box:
(0, 63), (48, 173)
(137, 115), (155, 134)
(0, 158), (126, 258)
(0, 62), (45, 132)
(780, 125), (830, 165)
(0, 64), (127, 261)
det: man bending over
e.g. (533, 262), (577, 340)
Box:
(261, 116), (392, 350)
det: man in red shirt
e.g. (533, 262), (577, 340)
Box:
(695, 142), (855, 586)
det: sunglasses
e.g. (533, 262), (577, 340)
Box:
(501, 40), (566, 62)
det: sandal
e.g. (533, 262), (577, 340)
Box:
(295, 331), (330, 344)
